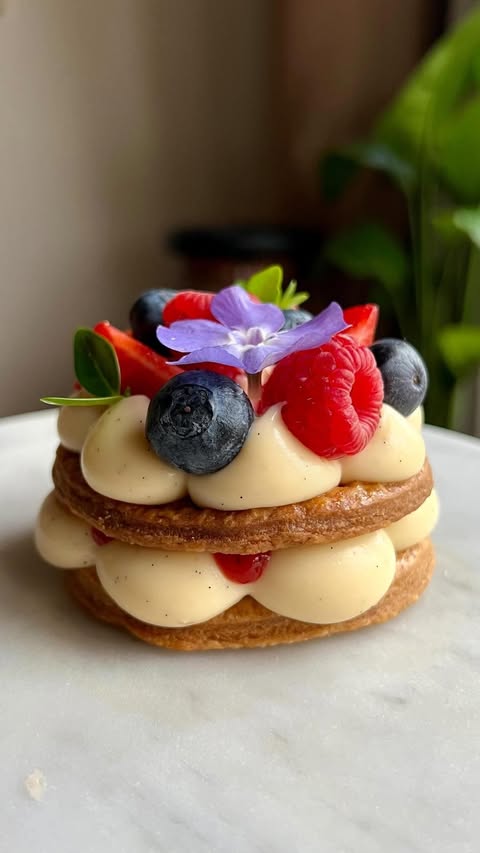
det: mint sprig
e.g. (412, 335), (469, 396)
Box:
(242, 265), (310, 309)
(278, 279), (309, 309)
(245, 265), (283, 304)
(41, 328), (123, 408)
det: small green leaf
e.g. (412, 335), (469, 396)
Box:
(245, 266), (283, 304)
(74, 328), (121, 397)
(41, 395), (123, 407)
(435, 207), (480, 249)
(323, 222), (410, 292)
(242, 265), (310, 309)
(438, 324), (480, 378)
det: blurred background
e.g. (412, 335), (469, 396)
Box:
(1, 0), (479, 432)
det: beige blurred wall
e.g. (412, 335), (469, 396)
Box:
(277, 0), (442, 217)
(0, 0), (276, 416)
(0, 0), (440, 417)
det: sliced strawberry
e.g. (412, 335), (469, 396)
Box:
(162, 291), (215, 326)
(342, 304), (379, 347)
(94, 322), (181, 398)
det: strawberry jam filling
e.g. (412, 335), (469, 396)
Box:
(91, 527), (113, 547)
(214, 552), (272, 584)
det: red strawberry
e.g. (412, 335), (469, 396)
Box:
(214, 552), (272, 584)
(259, 335), (383, 458)
(94, 322), (181, 398)
(162, 291), (215, 326)
(342, 304), (379, 347)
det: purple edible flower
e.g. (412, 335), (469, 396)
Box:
(157, 285), (347, 374)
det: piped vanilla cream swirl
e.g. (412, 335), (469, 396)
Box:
(57, 390), (106, 452)
(58, 396), (427, 511)
(35, 492), (97, 568)
(35, 488), (437, 627)
(188, 404), (341, 510)
(340, 404), (425, 484)
(81, 396), (188, 504)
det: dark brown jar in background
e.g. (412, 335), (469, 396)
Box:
(167, 226), (323, 295)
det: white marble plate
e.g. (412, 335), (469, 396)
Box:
(0, 411), (479, 853)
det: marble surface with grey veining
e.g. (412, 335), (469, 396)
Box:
(0, 411), (479, 853)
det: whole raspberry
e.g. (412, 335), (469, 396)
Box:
(259, 336), (383, 458)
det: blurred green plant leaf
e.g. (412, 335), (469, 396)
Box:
(438, 324), (480, 378)
(434, 206), (480, 247)
(323, 222), (410, 292)
(471, 51), (480, 86)
(435, 100), (480, 201)
(320, 142), (415, 201)
(351, 142), (415, 191)
(375, 8), (480, 164)
(320, 150), (360, 201)
(74, 328), (121, 397)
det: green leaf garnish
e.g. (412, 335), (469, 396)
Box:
(243, 265), (310, 309)
(74, 328), (121, 397)
(40, 395), (123, 407)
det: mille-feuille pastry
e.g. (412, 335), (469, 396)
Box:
(35, 267), (438, 650)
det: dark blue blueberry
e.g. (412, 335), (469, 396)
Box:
(281, 308), (314, 330)
(146, 371), (254, 474)
(370, 338), (428, 417)
(129, 289), (177, 355)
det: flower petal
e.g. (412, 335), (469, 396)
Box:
(240, 345), (278, 374)
(162, 299), (347, 375)
(168, 346), (246, 370)
(276, 302), (347, 353)
(239, 302), (348, 373)
(157, 319), (229, 353)
(212, 285), (284, 335)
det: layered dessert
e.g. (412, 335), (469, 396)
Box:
(35, 267), (438, 650)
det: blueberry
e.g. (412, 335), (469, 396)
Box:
(129, 289), (177, 355)
(146, 371), (254, 474)
(370, 338), (428, 417)
(281, 308), (314, 330)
